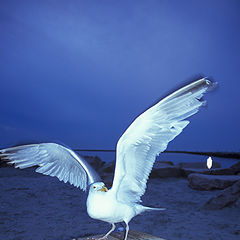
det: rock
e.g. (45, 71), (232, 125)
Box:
(203, 180), (240, 209)
(209, 167), (237, 175)
(0, 159), (10, 168)
(99, 161), (115, 174)
(98, 161), (115, 187)
(84, 155), (105, 171)
(230, 161), (240, 174)
(157, 161), (174, 166)
(181, 168), (210, 177)
(177, 161), (221, 169)
(150, 162), (183, 178)
(188, 173), (240, 190)
(101, 172), (114, 188)
(182, 167), (236, 177)
(182, 161), (239, 177)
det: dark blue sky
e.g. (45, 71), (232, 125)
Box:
(0, 0), (240, 154)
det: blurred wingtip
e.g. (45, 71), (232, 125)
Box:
(200, 76), (218, 92)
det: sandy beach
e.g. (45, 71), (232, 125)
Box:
(0, 167), (239, 240)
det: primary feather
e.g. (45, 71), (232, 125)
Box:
(111, 78), (214, 204)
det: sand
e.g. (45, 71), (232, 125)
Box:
(0, 167), (239, 240)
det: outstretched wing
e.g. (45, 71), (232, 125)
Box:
(0, 143), (101, 191)
(111, 78), (215, 203)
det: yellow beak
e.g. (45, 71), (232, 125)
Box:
(98, 186), (108, 192)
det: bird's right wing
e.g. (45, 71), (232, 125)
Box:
(111, 78), (215, 203)
(0, 143), (101, 191)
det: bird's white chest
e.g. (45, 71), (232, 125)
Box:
(86, 191), (127, 223)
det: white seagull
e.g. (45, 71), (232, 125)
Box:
(0, 78), (214, 240)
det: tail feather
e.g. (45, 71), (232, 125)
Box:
(135, 204), (166, 215)
(143, 206), (166, 211)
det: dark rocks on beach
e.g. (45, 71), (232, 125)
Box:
(181, 168), (209, 177)
(179, 161), (225, 177)
(230, 161), (240, 174)
(182, 167), (236, 177)
(84, 155), (105, 171)
(99, 161), (115, 174)
(158, 161), (174, 166)
(0, 160), (9, 168)
(177, 161), (221, 169)
(188, 173), (240, 190)
(203, 180), (240, 209)
(150, 162), (183, 178)
(0, 152), (12, 167)
(209, 167), (237, 175)
(101, 173), (114, 188)
(98, 162), (115, 187)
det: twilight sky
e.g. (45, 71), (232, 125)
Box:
(0, 0), (240, 156)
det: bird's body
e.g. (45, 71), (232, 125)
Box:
(0, 78), (216, 240)
(87, 184), (154, 224)
(86, 183), (160, 239)
(87, 187), (135, 224)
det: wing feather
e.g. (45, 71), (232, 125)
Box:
(0, 143), (101, 191)
(111, 78), (215, 203)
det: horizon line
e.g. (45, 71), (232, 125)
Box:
(74, 149), (240, 160)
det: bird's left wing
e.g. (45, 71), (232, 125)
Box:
(111, 78), (215, 203)
(0, 143), (101, 191)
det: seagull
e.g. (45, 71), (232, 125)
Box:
(0, 78), (214, 240)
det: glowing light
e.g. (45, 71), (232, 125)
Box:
(207, 156), (213, 169)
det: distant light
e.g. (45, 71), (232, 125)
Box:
(207, 156), (213, 169)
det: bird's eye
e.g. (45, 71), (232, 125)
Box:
(93, 186), (96, 189)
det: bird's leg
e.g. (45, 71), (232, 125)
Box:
(103, 223), (116, 238)
(92, 223), (116, 240)
(123, 222), (129, 240)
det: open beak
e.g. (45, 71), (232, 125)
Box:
(98, 186), (108, 192)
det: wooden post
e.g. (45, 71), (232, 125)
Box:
(76, 230), (166, 240)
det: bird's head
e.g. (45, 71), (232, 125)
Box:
(89, 182), (108, 193)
